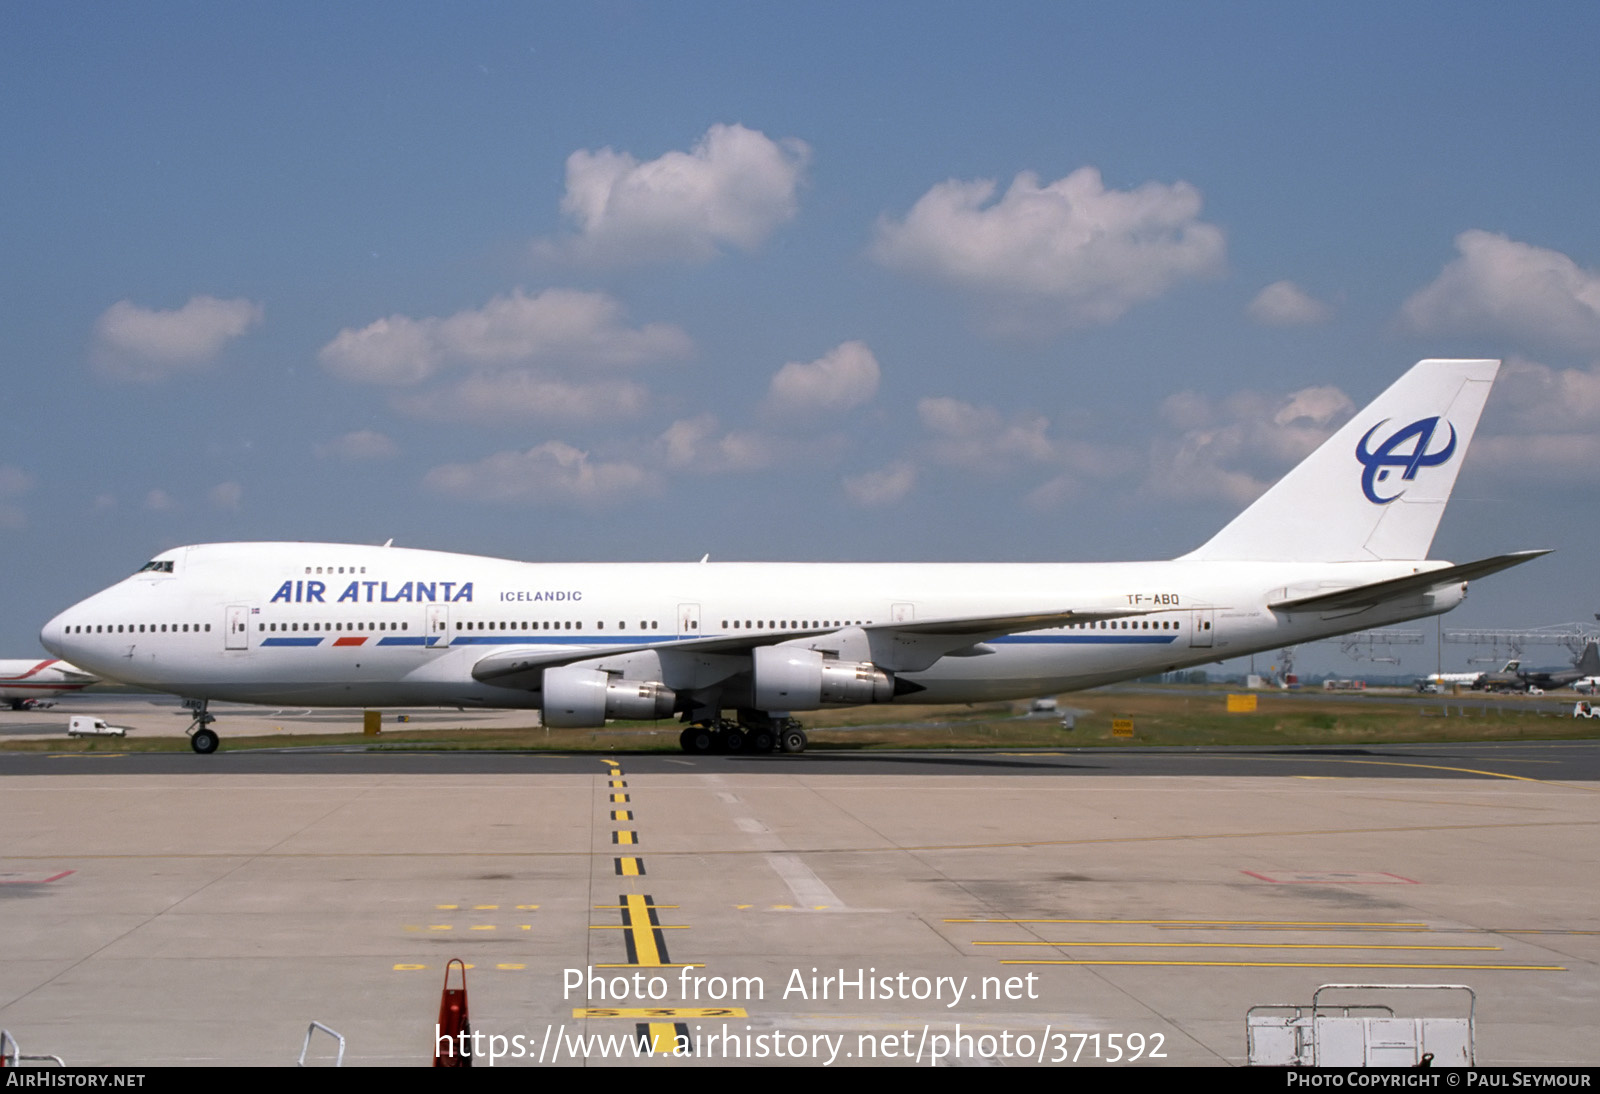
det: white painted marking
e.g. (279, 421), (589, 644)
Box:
(765, 853), (846, 911)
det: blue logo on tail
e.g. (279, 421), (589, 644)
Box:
(1356, 417), (1457, 504)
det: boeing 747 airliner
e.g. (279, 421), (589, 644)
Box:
(40, 359), (1545, 753)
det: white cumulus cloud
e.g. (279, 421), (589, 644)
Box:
(394, 373), (651, 424)
(1468, 358), (1600, 480)
(320, 288), (692, 386)
(1247, 280), (1332, 326)
(656, 413), (845, 475)
(422, 441), (655, 506)
(658, 414), (767, 473)
(765, 341), (880, 415)
(871, 166), (1224, 331)
(543, 123), (811, 264)
(321, 289), (689, 425)
(92, 296), (263, 382)
(917, 397), (1055, 473)
(1146, 382), (1355, 505)
(843, 461), (916, 506)
(1400, 231), (1600, 353)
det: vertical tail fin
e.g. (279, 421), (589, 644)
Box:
(1183, 359), (1499, 563)
(1578, 643), (1600, 677)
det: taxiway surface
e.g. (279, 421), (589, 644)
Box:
(1, 736), (1596, 1067)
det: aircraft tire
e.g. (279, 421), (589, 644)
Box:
(191, 727), (219, 754)
(779, 727), (807, 754)
(719, 726), (748, 753)
(748, 728), (776, 753)
(680, 725), (714, 754)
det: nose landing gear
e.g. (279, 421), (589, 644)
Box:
(183, 698), (218, 754)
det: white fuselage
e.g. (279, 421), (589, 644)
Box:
(39, 542), (1464, 711)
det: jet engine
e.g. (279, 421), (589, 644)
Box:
(541, 665), (676, 728)
(752, 646), (893, 710)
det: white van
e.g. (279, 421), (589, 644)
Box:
(66, 715), (127, 737)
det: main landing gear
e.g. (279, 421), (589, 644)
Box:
(678, 715), (807, 755)
(183, 698), (218, 754)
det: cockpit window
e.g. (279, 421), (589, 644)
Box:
(136, 560), (175, 574)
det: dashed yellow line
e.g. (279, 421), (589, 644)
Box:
(620, 892), (671, 966)
(615, 857), (644, 876)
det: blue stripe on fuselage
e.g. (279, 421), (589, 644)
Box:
(991, 634), (1178, 645)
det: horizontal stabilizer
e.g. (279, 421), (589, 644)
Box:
(1268, 550), (1550, 613)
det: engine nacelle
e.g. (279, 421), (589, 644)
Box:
(752, 646), (893, 710)
(541, 666), (676, 728)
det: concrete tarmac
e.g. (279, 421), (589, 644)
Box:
(1, 734), (1596, 1066)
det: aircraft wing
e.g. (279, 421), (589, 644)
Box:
(1268, 550), (1550, 614)
(469, 605), (1158, 686)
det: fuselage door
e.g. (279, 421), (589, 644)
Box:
(427, 604), (451, 649)
(1188, 608), (1215, 648)
(892, 602), (916, 622)
(677, 603), (700, 639)
(225, 605), (252, 651)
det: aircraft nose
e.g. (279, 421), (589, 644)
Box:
(39, 608), (70, 657)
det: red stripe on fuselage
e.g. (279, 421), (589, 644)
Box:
(0, 659), (61, 683)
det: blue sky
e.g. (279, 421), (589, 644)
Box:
(4, 2), (1599, 676)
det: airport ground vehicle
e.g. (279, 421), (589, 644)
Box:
(66, 715), (127, 738)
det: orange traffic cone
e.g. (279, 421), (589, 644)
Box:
(434, 959), (471, 1067)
